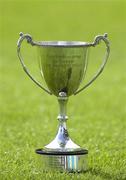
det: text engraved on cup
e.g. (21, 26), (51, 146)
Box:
(46, 55), (82, 68)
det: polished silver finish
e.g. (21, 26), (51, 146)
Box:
(35, 92), (88, 172)
(17, 32), (110, 172)
(44, 92), (81, 152)
(37, 153), (88, 172)
(74, 33), (110, 94)
(17, 32), (110, 96)
(17, 32), (52, 94)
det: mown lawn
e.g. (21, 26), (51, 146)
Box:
(0, 1), (126, 179)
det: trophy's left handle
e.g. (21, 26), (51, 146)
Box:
(74, 33), (110, 95)
(17, 32), (52, 95)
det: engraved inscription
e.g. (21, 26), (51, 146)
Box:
(46, 54), (82, 67)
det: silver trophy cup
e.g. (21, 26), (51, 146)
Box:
(17, 32), (110, 172)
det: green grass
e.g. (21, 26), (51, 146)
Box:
(0, 0), (126, 179)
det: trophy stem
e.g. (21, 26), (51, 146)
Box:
(56, 92), (69, 148)
(36, 92), (88, 172)
(57, 92), (68, 126)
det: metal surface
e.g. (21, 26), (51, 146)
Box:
(44, 92), (82, 152)
(35, 92), (88, 172)
(17, 32), (110, 172)
(38, 45), (88, 96)
(74, 33), (110, 94)
(36, 149), (88, 172)
(17, 32), (52, 94)
(17, 32), (110, 96)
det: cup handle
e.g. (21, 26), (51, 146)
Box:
(17, 32), (52, 95)
(74, 33), (110, 95)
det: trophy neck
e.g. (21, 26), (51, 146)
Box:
(57, 92), (68, 123)
(45, 92), (81, 151)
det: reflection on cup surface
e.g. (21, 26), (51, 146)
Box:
(17, 32), (110, 172)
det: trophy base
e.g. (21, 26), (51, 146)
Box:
(35, 148), (88, 172)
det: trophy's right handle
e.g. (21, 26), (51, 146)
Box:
(74, 33), (110, 95)
(17, 32), (52, 95)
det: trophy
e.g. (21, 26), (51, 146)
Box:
(17, 32), (110, 172)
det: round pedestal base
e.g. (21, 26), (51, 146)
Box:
(35, 149), (88, 172)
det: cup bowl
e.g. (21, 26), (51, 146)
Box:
(38, 42), (88, 96)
